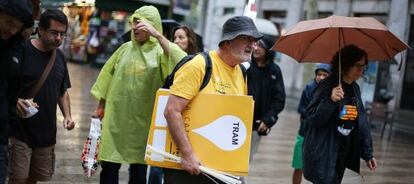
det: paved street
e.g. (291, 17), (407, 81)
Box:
(42, 62), (414, 184)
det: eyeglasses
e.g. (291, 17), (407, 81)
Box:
(47, 30), (67, 37)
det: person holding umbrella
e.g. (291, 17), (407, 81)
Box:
(302, 44), (377, 184)
(272, 14), (408, 184)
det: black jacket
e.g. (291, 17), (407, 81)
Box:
(0, 35), (25, 145)
(302, 75), (373, 184)
(247, 59), (286, 133)
(0, 42), (10, 145)
(0, 0), (33, 146)
(297, 80), (318, 136)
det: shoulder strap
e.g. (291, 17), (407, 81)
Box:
(198, 53), (247, 90)
(162, 53), (197, 89)
(199, 51), (212, 91)
(27, 50), (56, 99)
(239, 63), (248, 81)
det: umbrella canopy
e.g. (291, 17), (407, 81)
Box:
(273, 15), (409, 63)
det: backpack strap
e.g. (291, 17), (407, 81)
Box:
(162, 54), (195, 89)
(239, 63), (248, 81)
(199, 52), (212, 91)
(162, 51), (212, 91)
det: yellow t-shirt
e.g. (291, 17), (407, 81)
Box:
(170, 51), (246, 100)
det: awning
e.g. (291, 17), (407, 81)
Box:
(41, 0), (73, 8)
(95, 0), (169, 15)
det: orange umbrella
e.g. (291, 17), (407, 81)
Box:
(273, 15), (409, 63)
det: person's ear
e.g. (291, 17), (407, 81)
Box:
(223, 41), (231, 48)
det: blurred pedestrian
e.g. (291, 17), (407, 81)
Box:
(90, 6), (185, 184)
(303, 45), (377, 184)
(9, 9), (75, 184)
(7, 0), (41, 134)
(291, 63), (331, 184)
(163, 15), (262, 184)
(0, 0), (33, 183)
(172, 25), (199, 55)
(247, 35), (285, 158)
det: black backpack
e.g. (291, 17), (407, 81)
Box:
(162, 52), (248, 91)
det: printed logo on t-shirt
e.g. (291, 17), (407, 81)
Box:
(337, 105), (358, 136)
(211, 77), (232, 95)
(339, 105), (358, 120)
(12, 56), (19, 64)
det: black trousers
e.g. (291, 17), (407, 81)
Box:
(164, 168), (225, 184)
(335, 134), (352, 184)
(100, 161), (147, 184)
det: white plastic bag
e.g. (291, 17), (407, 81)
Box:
(89, 31), (99, 47)
(81, 118), (101, 177)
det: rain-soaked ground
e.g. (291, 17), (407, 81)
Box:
(42, 62), (414, 184)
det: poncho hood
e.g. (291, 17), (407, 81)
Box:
(129, 5), (162, 45)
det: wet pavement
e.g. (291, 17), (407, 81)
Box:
(43, 62), (414, 183)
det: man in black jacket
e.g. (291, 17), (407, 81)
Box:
(247, 35), (286, 158)
(0, 0), (33, 183)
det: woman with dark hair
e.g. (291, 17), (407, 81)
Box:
(302, 44), (377, 184)
(172, 25), (199, 55)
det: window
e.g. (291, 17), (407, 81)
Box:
(223, 7), (234, 15)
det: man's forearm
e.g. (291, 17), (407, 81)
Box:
(164, 94), (201, 174)
(166, 111), (194, 157)
(154, 33), (171, 56)
(58, 91), (71, 118)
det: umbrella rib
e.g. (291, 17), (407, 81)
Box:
(299, 29), (330, 62)
(354, 28), (393, 60)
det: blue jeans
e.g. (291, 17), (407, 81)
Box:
(0, 145), (7, 184)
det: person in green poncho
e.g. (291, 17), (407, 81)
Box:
(90, 6), (186, 184)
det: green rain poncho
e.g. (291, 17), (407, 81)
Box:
(90, 6), (186, 164)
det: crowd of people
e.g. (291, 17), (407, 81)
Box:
(0, 1), (378, 184)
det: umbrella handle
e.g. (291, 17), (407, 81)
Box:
(338, 28), (342, 85)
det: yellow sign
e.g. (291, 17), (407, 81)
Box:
(146, 89), (254, 176)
